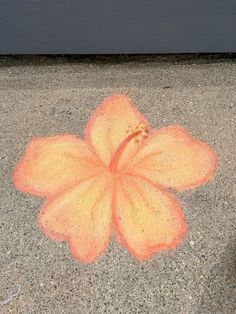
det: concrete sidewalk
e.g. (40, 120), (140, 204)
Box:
(0, 55), (235, 313)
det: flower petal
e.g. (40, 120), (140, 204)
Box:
(13, 135), (104, 197)
(39, 173), (113, 263)
(113, 174), (186, 260)
(126, 126), (217, 191)
(85, 95), (149, 166)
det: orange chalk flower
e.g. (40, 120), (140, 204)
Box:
(13, 95), (217, 262)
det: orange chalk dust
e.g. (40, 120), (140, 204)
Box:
(13, 95), (217, 263)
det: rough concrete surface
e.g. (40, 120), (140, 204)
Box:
(0, 55), (235, 313)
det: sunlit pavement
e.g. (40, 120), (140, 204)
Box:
(0, 55), (235, 313)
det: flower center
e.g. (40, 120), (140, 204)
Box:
(109, 123), (149, 172)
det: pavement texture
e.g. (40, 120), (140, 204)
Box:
(0, 55), (235, 313)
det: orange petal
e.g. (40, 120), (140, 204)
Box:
(113, 174), (186, 260)
(85, 95), (149, 166)
(126, 126), (217, 191)
(39, 172), (113, 263)
(13, 135), (104, 197)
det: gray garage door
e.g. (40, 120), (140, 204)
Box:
(0, 0), (236, 54)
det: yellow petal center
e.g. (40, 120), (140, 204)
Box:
(109, 123), (149, 172)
